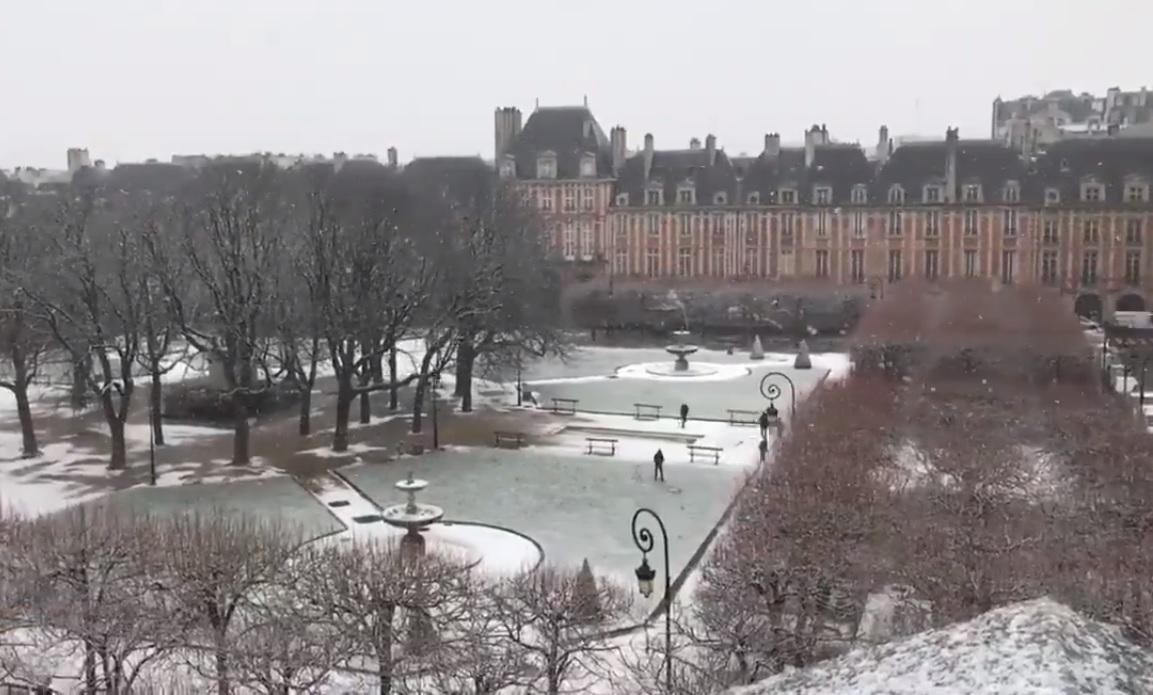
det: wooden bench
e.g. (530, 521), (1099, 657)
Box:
(688, 444), (722, 465)
(727, 409), (760, 427)
(551, 397), (579, 415)
(633, 402), (662, 421)
(585, 437), (619, 456)
(493, 430), (527, 449)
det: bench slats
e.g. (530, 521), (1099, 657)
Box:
(585, 436), (618, 456)
(687, 443), (722, 465)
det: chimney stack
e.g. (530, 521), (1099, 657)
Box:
(690, 137), (701, 150)
(705, 134), (717, 166)
(643, 133), (654, 180)
(945, 127), (959, 203)
(820, 124), (829, 144)
(804, 125), (820, 168)
(494, 107), (523, 162)
(610, 126), (627, 175)
(876, 125), (891, 165)
(387, 147), (398, 168)
(764, 133), (781, 159)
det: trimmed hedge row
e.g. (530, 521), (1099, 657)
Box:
(163, 380), (301, 423)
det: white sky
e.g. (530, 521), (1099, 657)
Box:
(2, 0), (1150, 169)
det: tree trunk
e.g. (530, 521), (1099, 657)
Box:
(359, 369), (372, 425)
(71, 353), (90, 411)
(298, 388), (312, 436)
(457, 341), (475, 413)
(376, 629), (393, 695)
(388, 347), (398, 411)
(333, 375), (354, 452)
(83, 638), (97, 694)
(231, 401), (250, 466)
(411, 377), (426, 434)
(215, 635), (231, 695)
(150, 372), (165, 446)
(101, 390), (128, 471)
(12, 385), (38, 458)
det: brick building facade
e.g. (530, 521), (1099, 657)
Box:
(498, 104), (1153, 319)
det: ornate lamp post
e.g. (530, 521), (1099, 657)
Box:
(759, 371), (797, 418)
(632, 508), (671, 692)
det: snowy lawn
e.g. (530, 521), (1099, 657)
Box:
(343, 442), (752, 619)
(525, 347), (842, 420)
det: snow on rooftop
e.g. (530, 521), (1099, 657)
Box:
(728, 598), (1153, 695)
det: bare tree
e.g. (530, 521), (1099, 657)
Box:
(4, 505), (182, 693)
(296, 539), (472, 695)
(428, 578), (531, 694)
(155, 511), (298, 695)
(0, 203), (50, 457)
(489, 565), (629, 694)
(292, 162), (428, 450)
(21, 189), (144, 469)
(148, 161), (287, 465)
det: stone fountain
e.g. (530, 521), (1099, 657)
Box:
(666, 329), (698, 372)
(382, 471), (444, 559)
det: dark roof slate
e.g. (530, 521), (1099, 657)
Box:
(875, 140), (1024, 203)
(1030, 138), (1153, 203)
(614, 148), (740, 206)
(509, 107), (612, 180)
(741, 145), (872, 204)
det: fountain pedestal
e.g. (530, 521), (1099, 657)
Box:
(381, 472), (445, 561)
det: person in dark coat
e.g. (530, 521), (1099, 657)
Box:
(679, 403), (689, 428)
(758, 409), (770, 439)
(653, 449), (665, 481)
(758, 437), (768, 463)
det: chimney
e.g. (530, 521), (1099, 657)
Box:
(820, 124), (829, 144)
(333, 151), (348, 172)
(804, 125), (820, 168)
(643, 133), (654, 180)
(387, 147), (398, 168)
(764, 133), (781, 159)
(94, 159), (106, 171)
(690, 137), (701, 150)
(945, 127), (959, 203)
(876, 125), (891, 165)
(494, 107), (523, 162)
(610, 126), (627, 175)
(705, 134), (717, 166)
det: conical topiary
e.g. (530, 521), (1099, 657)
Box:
(795, 339), (812, 369)
(750, 335), (765, 360)
(573, 558), (603, 623)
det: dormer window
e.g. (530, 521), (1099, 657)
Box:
(962, 184), (982, 202)
(677, 185), (695, 205)
(779, 188), (797, 204)
(851, 185), (867, 204)
(536, 152), (557, 179)
(1126, 183), (1148, 203)
(747, 192), (761, 205)
(888, 185), (905, 205)
(615, 193), (629, 206)
(813, 186), (832, 205)
(713, 191), (728, 205)
(1082, 182), (1104, 202)
(646, 188), (663, 206)
(1003, 181), (1020, 203)
(924, 185), (942, 203)
(1045, 188), (1061, 205)
(579, 153), (597, 178)
(499, 156), (516, 180)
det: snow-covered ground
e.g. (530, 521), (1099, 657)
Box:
(303, 471), (542, 576)
(729, 597), (1153, 695)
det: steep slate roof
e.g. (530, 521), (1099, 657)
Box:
(1030, 137), (1153, 204)
(509, 106), (612, 179)
(102, 163), (195, 195)
(614, 148), (740, 207)
(741, 144), (872, 204)
(875, 140), (1024, 204)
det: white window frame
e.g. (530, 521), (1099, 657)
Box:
(615, 192), (629, 206)
(851, 185), (868, 205)
(923, 185), (941, 203)
(646, 188), (663, 206)
(814, 186), (832, 205)
(962, 184), (981, 202)
(579, 155), (596, 178)
(1082, 183), (1104, 202)
(747, 192), (761, 205)
(779, 188), (797, 204)
(888, 185), (905, 205)
(853, 211), (865, 238)
(1003, 182), (1020, 203)
(713, 191), (728, 205)
(964, 209), (978, 236)
(537, 155), (557, 180)
(1045, 188), (1060, 205)
(677, 186), (695, 205)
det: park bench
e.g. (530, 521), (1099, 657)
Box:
(551, 397), (579, 415)
(493, 430), (527, 449)
(688, 444), (722, 465)
(585, 437), (619, 456)
(727, 409), (760, 427)
(633, 402), (663, 421)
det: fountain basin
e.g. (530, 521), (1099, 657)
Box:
(382, 503), (445, 528)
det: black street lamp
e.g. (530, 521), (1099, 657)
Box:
(631, 508), (671, 692)
(759, 371), (797, 418)
(148, 400), (157, 486)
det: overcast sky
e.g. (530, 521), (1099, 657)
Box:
(3, 0), (1150, 169)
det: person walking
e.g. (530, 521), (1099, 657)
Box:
(679, 403), (689, 428)
(758, 409), (770, 439)
(758, 437), (768, 463)
(653, 448), (665, 482)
